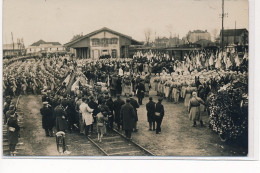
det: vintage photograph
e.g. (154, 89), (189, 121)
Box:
(2, 0), (249, 157)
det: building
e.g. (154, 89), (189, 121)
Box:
(220, 28), (248, 46)
(186, 30), (211, 43)
(64, 27), (142, 59)
(3, 43), (25, 57)
(154, 37), (169, 47)
(26, 40), (65, 54)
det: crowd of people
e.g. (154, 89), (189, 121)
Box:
(3, 47), (248, 155)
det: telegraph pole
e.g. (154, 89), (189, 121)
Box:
(11, 32), (14, 55)
(221, 0), (224, 52)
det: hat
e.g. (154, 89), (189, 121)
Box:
(149, 97), (153, 101)
(158, 97), (163, 101)
(43, 101), (48, 105)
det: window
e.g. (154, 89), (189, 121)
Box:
(111, 38), (118, 44)
(92, 39), (100, 46)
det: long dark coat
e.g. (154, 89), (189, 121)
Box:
(136, 83), (145, 98)
(40, 106), (54, 129)
(7, 117), (20, 145)
(53, 105), (68, 132)
(130, 98), (139, 121)
(155, 102), (165, 120)
(120, 103), (136, 130)
(113, 98), (125, 123)
(146, 100), (156, 122)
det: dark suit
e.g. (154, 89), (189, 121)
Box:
(54, 105), (68, 132)
(40, 106), (54, 136)
(120, 103), (136, 138)
(146, 100), (156, 130)
(130, 97), (139, 131)
(136, 83), (145, 105)
(154, 101), (164, 133)
(113, 98), (125, 130)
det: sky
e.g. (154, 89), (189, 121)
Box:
(2, 0), (248, 46)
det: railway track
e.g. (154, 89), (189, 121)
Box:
(88, 128), (155, 156)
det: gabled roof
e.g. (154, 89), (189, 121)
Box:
(64, 27), (142, 47)
(31, 40), (61, 46)
(220, 28), (248, 37)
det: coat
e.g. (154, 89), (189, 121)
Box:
(136, 83), (145, 98)
(40, 106), (54, 129)
(7, 117), (20, 145)
(188, 97), (205, 121)
(113, 98), (125, 123)
(80, 103), (93, 126)
(54, 105), (68, 132)
(130, 98), (139, 121)
(155, 102), (164, 120)
(146, 100), (155, 122)
(120, 103), (136, 130)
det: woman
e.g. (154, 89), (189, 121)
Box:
(184, 84), (192, 107)
(188, 92), (205, 127)
(7, 111), (20, 156)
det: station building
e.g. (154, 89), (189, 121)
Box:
(64, 27), (142, 59)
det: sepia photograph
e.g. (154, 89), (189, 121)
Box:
(1, 0), (251, 159)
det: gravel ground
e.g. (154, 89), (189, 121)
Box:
(11, 85), (247, 157)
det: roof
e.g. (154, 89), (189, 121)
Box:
(64, 27), (142, 47)
(31, 40), (61, 46)
(220, 28), (248, 37)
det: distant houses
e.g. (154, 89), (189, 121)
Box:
(3, 43), (25, 57)
(26, 40), (65, 55)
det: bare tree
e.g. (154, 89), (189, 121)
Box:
(144, 28), (152, 45)
(70, 33), (83, 42)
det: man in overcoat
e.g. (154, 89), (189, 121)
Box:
(136, 81), (145, 105)
(113, 94), (125, 130)
(154, 97), (165, 134)
(120, 98), (136, 139)
(146, 97), (156, 131)
(129, 94), (139, 132)
(40, 101), (54, 137)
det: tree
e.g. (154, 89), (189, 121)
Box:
(70, 33), (83, 42)
(144, 28), (152, 45)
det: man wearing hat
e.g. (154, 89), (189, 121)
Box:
(136, 81), (145, 105)
(154, 97), (165, 134)
(120, 98), (136, 139)
(113, 94), (125, 130)
(40, 101), (54, 137)
(146, 97), (156, 131)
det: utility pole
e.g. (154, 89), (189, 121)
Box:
(221, 0), (224, 53)
(234, 21), (236, 45)
(220, 0), (228, 55)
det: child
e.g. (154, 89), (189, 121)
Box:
(96, 109), (108, 143)
(7, 111), (20, 156)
